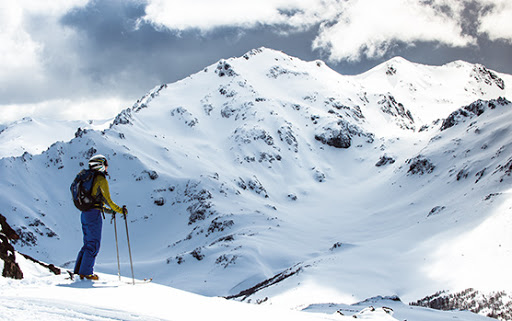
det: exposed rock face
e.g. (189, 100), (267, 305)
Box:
(441, 97), (510, 131)
(375, 155), (395, 167)
(315, 120), (373, 149)
(0, 213), (23, 279)
(407, 156), (435, 175)
(215, 60), (238, 77)
(1, 214), (62, 279)
(470, 65), (505, 90)
(315, 128), (351, 149)
(378, 94), (415, 130)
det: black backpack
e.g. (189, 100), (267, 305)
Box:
(70, 169), (99, 211)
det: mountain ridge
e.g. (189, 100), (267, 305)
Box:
(1, 48), (511, 316)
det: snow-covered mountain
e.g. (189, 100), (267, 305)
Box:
(1, 213), (497, 320)
(0, 117), (112, 158)
(1, 48), (511, 320)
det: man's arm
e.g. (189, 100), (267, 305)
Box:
(96, 175), (124, 214)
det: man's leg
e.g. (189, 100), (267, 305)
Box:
(78, 209), (102, 276)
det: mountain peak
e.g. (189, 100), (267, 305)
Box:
(2, 48), (512, 316)
(242, 47), (284, 59)
(386, 56), (413, 65)
(361, 56), (419, 78)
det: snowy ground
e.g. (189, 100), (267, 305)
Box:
(1, 255), (327, 321)
(0, 254), (495, 321)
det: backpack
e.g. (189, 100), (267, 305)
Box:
(70, 169), (99, 211)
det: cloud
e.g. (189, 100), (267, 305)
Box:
(478, 0), (512, 43)
(0, 0), (147, 123)
(1, 0), (511, 124)
(0, 0), (89, 75)
(0, 2), (44, 82)
(312, 0), (478, 62)
(140, 0), (336, 32)
(0, 0), (91, 104)
(141, 0), (512, 63)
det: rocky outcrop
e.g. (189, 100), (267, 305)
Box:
(377, 94), (415, 130)
(470, 66), (505, 90)
(411, 288), (512, 321)
(225, 263), (305, 301)
(407, 156), (435, 175)
(375, 155), (395, 167)
(0, 214), (23, 279)
(315, 120), (373, 149)
(441, 97), (510, 131)
(215, 60), (238, 77)
(1, 214), (61, 279)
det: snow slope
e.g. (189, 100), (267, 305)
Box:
(0, 254), (495, 321)
(1, 48), (511, 319)
(0, 255), (334, 321)
(355, 56), (511, 125)
(0, 117), (112, 158)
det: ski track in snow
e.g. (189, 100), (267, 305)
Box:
(0, 297), (164, 321)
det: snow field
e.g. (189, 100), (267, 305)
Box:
(1, 48), (510, 320)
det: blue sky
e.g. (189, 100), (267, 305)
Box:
(1, 0), (511, 123)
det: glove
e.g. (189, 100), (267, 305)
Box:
(122, 205), (128, 215)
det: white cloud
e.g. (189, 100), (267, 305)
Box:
(0, 0), (91, 100)
(144, 0), (511, 63)
(1, 0), (510, 126)
(312, 0), (476, 62)
(0, 2), (43, 81)
(478, 0), (512, 42)
(18, 0), (89, 15)
(141, 0), (336, 31)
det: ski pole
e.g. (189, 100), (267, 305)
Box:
(112, 213), (121, 281)
(123, 210), (135, 285)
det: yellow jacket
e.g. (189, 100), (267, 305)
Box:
(92, 174), (123, 214)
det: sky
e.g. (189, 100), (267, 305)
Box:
(1, 0), (511, 124)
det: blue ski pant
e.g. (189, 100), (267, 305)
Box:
(74, 209), (102, 275)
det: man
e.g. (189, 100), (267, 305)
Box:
(74, 154), (127, 280)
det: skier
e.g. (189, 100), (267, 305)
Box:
(73, 155), (127, 280)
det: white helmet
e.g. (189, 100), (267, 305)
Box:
(88, 154), (108, 172)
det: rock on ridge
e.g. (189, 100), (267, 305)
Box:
(441, 97), (510, 131)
